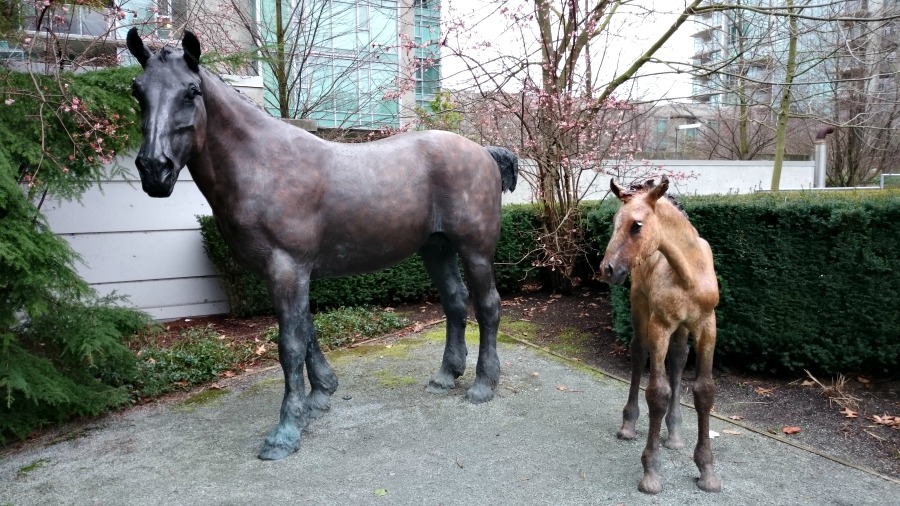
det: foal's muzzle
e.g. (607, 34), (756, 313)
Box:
(599, 261), (628, 286)
(135, 154), (178, 198)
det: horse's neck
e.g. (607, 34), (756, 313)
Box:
(654, 201), (704, 287)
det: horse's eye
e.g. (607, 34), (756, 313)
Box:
(186, 84), (202, 100)
(630, 220), (643, 235)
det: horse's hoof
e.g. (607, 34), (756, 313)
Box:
(465, 383), (494, 404)
(638, 475), (662, 495)
(697, 474), (722, 493)
(426, 372), (456, 393)
(616, 428), (636, 440)
(307, 390), (332, 419)
(258, 427), (300, 461)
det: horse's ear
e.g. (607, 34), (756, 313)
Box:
(182, 31), (201, 72)
(126, 28), (151, 68)
(648, 175), (670, 203)
(610, 179), (631, 203)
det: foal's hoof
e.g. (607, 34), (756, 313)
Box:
(616, 428), (636, 440)
(258, 427), (300, 461)
(638, 475), (663, 495)
(697, 474), (722, 493)
(465, 383), (495, 404)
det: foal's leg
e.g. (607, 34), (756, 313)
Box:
(664, 327), (690, 450)
(692, 315), (722, 492)
(420, 244), (469, 394)
(638, 321), (672, 495)
(618, 296), (649, 440)
(258, 255), (314, 461)
(459, 248), (501, 403)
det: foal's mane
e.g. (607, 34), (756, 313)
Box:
(627, 179), (689, 220)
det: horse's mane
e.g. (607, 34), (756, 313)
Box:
(152, 45), (266, 113)
(627, 179), (689, 220)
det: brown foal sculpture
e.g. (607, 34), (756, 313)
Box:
(599, 176), (721, 494)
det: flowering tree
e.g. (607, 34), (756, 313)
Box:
(445, 0), (702, 290)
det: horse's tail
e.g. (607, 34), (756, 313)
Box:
(485, 146), (518, 193)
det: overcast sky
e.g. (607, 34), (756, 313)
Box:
(439, 0), (695, 101)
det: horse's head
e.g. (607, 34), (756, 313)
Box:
(599, 176), (670, 285)
(126, 28), (205, 198)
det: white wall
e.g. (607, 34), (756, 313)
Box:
(501, 159), (815, 204)
(42, 154), (228, 320)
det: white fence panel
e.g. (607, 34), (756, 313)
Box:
(42, 153), (227, 320)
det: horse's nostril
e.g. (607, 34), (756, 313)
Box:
(605, 264), (613, 277)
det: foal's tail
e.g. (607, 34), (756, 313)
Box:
(485, 146), (518, 192)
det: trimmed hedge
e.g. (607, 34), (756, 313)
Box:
(197, 206), (542, 316)
(200, 190), (900, 374)
(586, 190), (900, 375)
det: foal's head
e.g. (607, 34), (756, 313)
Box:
(599, 176), (671, 285)
(126, 28), (205, 198)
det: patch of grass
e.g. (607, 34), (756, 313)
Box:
(238, 377), (282, 399)
(173, 388), (230, 413)
(372, 370), (417, 388)
(133, 325), (239, 398)
(264, 307), (410, 350)
(548, 327), (591, 357)
(17, 458), (49, 479)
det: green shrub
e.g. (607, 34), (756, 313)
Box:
(312, 307), (410, 350)
(198, 205), (546, 316)
(132, 325), (239, 398)
(593, 190), (900, 375)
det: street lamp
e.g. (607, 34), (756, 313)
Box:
(675, 123), (702, 154)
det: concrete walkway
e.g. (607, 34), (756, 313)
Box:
(2, 330), (898, 505)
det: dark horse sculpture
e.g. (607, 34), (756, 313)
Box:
(126, 29), (518, 460)
(599, 176), (721, 494)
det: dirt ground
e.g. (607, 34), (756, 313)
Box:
(153, 287), (900, 481)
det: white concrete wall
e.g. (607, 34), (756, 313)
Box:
(42, 154), (228, 320)
(501, 159), (815, 204)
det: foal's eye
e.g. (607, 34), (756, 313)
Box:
(630, 220), (643, 235)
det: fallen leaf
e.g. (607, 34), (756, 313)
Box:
(856, 376), (871, 385)
(840, 407), (858, 419)
(800, 380), (815, 387)
(783, 426), (801, 435)
(729, 415), (745, 421)
(255, 344), (267, 355)
(557, 385), (568, 391)
(373, 488), (388, 497)
(413, 323), (425, 332)
(868, 414), (900, 429)
(722, 429), (742, 436)
(755, 387), (774, 396)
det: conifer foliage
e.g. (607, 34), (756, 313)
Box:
(0, 66), (147, 442)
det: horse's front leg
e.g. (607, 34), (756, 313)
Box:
(258, 256), (315, 461)
(664, 327), (690, 450)
(638, 322), (672, 495)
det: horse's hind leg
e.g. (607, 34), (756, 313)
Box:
(305, 328), (338, 418)
(664, 327), (690, 450)
(459, 247), (501, 403)
(420, 242), (469, 394)
(692, 315), (721, 492)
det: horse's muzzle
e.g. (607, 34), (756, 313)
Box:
(599, 261), (629, 286)
(136, 154), (178, 198)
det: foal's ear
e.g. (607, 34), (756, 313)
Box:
(648, 175), (670, 203)
(126, 28), (151, 68)
(182, 31), (202, 72)
(610, 179), (632, 203)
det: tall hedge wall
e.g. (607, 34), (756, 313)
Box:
(200, 190), (900, 375)
(197, 204), (542, 316)
(586, 190), (900, 375)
